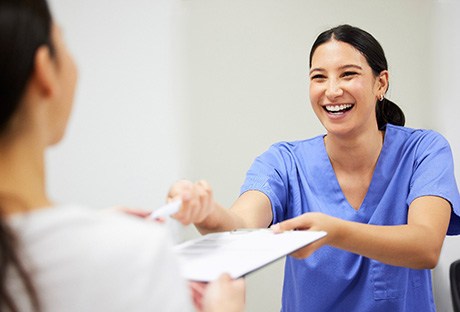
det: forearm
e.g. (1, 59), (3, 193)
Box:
(333, 198), (451, 269)
(195, 191), (273, 234)
(194, 201), (247, 234)
(333, 220), (443, 269)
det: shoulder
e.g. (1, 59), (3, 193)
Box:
(16, 204), (168, 244)
(11, 204), (174, 269)
(386, 124), (450, 151)
(251, 135), (324, 170)
(270, 135), (324, 149)
(10, 205), (190, 311)
(387, 124), (448, 143)
(266, 135), (324, 157)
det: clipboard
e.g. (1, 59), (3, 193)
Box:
(173, 229), (327, 281)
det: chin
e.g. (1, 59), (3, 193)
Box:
(324, 123), (356, 137)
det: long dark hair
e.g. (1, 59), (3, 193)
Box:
(309, 24), (405, 130)
(0, 0), (54, 310)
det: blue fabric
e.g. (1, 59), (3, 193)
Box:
(240, 125), (460, 312)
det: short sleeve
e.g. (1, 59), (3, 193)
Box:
(407, 131), (460, 235)
(240, 144), (291, 224)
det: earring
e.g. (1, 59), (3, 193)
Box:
(379, 94), (384, 101)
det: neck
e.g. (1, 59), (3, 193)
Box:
(0, 134), (51, 215)
(324, 127), (384, 173)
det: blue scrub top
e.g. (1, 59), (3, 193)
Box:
(240, 125), (460, 312)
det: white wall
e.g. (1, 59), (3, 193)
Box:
(46, 0), (185, 210)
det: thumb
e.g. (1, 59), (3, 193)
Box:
(271, 214), (311, 233)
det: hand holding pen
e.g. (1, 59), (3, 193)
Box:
(165, 179), (216, 225)
(149, 200), (182, 220)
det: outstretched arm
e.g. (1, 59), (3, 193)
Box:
(167, 180), (272, 234)
(273, 195), (451, 269)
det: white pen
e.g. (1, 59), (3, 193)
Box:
(149, 200), (182, 219)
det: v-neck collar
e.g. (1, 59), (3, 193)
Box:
(317, 127), (391, 215)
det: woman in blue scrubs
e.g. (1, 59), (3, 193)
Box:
(168, 25), (460, 311)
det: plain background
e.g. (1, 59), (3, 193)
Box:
(48, 0), (460, 311)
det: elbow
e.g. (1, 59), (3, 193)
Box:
(409, 225), (446, 269)
(422, 255), (439, 270)
(422, 240), (444, 269)
(413, 248), (441, 270)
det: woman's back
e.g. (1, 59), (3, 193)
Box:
(7, 206), (191, 312)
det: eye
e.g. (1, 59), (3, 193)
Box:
(342, 71), (358, 78)
(310, 74), (326, 81)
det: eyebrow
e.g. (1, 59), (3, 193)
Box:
(309, 64), (363, 75)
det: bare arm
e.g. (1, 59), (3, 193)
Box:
(273, 196), (451, 269)
(167, 180), (272, 234)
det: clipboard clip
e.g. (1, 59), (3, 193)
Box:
(230, 228), (271, 234)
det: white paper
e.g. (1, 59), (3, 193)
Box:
(173, 229), (327, 281)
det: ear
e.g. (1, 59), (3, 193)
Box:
(376, 70), (389, 95)
(31, 45), (58, 100)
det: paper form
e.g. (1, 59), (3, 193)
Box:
(173, 229), (327, 281)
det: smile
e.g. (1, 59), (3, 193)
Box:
(323, 104), (354, 114)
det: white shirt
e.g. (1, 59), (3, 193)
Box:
(8, 205), (192, 312)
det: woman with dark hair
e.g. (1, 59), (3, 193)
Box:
(0, 0), (245, 311)
(168, 24), (460, 311)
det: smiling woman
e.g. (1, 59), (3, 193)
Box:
(166, 24), (460, 312)
(309, 24), (405, 132)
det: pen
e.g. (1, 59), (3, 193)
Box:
(149, 200), (182, 219)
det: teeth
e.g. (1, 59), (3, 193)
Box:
(325, 104), (353, 112)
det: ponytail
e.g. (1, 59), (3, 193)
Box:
(376, 98), (405, 130)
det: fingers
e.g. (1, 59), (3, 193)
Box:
(270, 213), (330, 259)
(190, 281), (208, 297)
(202, 274), (246, 312)
(167, 179), (214, 225)
(167, 179), (193, 202)
(189, 281), (208, 312)
(195, 180), (213, 222)
(271, 214), (312, 233)
(290, 239), (324, 259)
(215, 273), (233, 284)
(167, 180), (194, 225)
(226, 275), (245, 294)
(109, 206), (151, 218)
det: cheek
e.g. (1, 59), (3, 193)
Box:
(309, 84), (320, 103)
(309, 92), (323, 118)
(351, 79), (373, 99)
(309, 84), (324, 112)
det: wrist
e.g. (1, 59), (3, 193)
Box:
(328, 217), (348, 247)
(195, 201), (221, 233)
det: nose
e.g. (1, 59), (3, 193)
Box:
(325, 79), (343, 100)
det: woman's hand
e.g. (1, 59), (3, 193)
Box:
(106, 206), (151, 218)
(190, 274), (245, 312)
(167, 180), (215, 225)
(271, 212), (340, 259)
